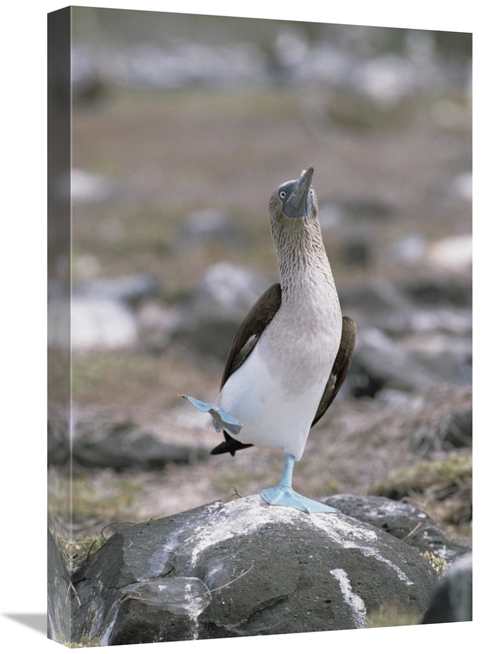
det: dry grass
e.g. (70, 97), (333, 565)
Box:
(366, 602), (421, 629)
(373, 451), (472, 544)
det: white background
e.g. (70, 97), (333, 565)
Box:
(1, 1), (493, 652)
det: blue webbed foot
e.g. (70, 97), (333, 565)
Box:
(260, 453), (339, 514)
(259, 486), (339, 514)
(181, 395), (242, 435)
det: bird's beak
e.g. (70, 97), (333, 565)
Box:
(283, 167), (314, 218)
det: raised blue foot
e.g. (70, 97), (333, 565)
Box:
(260, 454), (339, 514)
(181, 395), (243, 435)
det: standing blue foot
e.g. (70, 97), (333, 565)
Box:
(260, 486), (338, 513)
(181, 395), (243, 435)
(260, 454), (339, 514)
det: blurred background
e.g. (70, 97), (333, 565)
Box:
(48, 7), (472, 570)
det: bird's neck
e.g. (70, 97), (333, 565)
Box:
(272, 218), (337, 304)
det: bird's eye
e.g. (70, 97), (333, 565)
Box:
(279, 190), (286, 199)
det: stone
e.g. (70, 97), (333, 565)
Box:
(340, 280), (471, 336)
(55, 169), (117, 205)
(136, 300), (179, 352)
(70, 496), (437, 645)
(172, 262), (270, 359)
(402, 277), (472, 308)
(77, 273), (157, 302)
(48, 274), (158, 352)
(388, 232), (426, 263)
(47, 530), (71, 643)
(49, 414), (210, 470)
(411, 405), (472, 456)
(48, 415), (70, 466)
(347, 318), (472, 398)
(70, 297), (138, 352)
(321, 494), (468, 566)
(339, 280), (412, 322)
(179, 209), (246, 245)
(72, 419), (209, 470)
(348, 327), (444, 397)
(421, 553), (472, 623)
(450, 172), (472, 201)
(426, 234), (472, 272)
(340, 235), (373, 268)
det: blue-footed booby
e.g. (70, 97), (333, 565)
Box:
(183, 167), (356, 513)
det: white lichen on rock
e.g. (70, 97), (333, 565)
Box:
(330, 568), (366, 628)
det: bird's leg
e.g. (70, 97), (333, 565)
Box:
(180, 395), (242, 435)
(260, 453), (339, 514)
(274, 453), (295, 491)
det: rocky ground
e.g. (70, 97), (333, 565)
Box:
(48, 13), (472, 636)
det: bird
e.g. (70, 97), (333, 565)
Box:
(182, 167), (356, 513)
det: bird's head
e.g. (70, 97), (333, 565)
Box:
(268, 167), (330, 283)
(269, 167), (317, 226)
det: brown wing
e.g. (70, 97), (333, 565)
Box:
(312, 316), (356, 427)
(212, 283), (282, 456)
(220, 283), (282, 389)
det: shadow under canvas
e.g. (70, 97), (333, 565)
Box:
(3, 613), (47, 635)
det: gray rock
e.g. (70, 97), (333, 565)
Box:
(422, 553), (472, 623)
(55, 169), (117, 205)
(366, 306), (472, 339)
(339, 198), (394, 222)
(180, 209), (246, 245)
(403, 307), (472, 335)
(349, 327), (443, 397)
(136, 300), (179, 352)
(72, 45), (107, 105)
(450, 172), (472, 201)
(353, 54), (419, 104)
(347, 320), (471, 398)
(72, 420), (210, 470)
(48, 413), (209, 470)
(48, 415), (70, 466)
(402, 277), (472, 308)
(321, 495), (468, 566)
(111, 41), (267, 90)
(77, 273), (157, 303)
(71, 20), (470, 95)
(340, 280), (413, 320)
(402, 333), (472, 389)
(340, 234), (374, 269)
(191, 262), (269, 324)
(388, 233), (427, 263)
(426, 235), (472, 272)
(70, 496), (437, 645)
(411, 405), (472, 456)
(48, 530), (71, 643)
(69, 297), (139, 352)
(172, 262), (270, 359)
(340, 280), (471, 336)
(48, 274), (159, 352)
